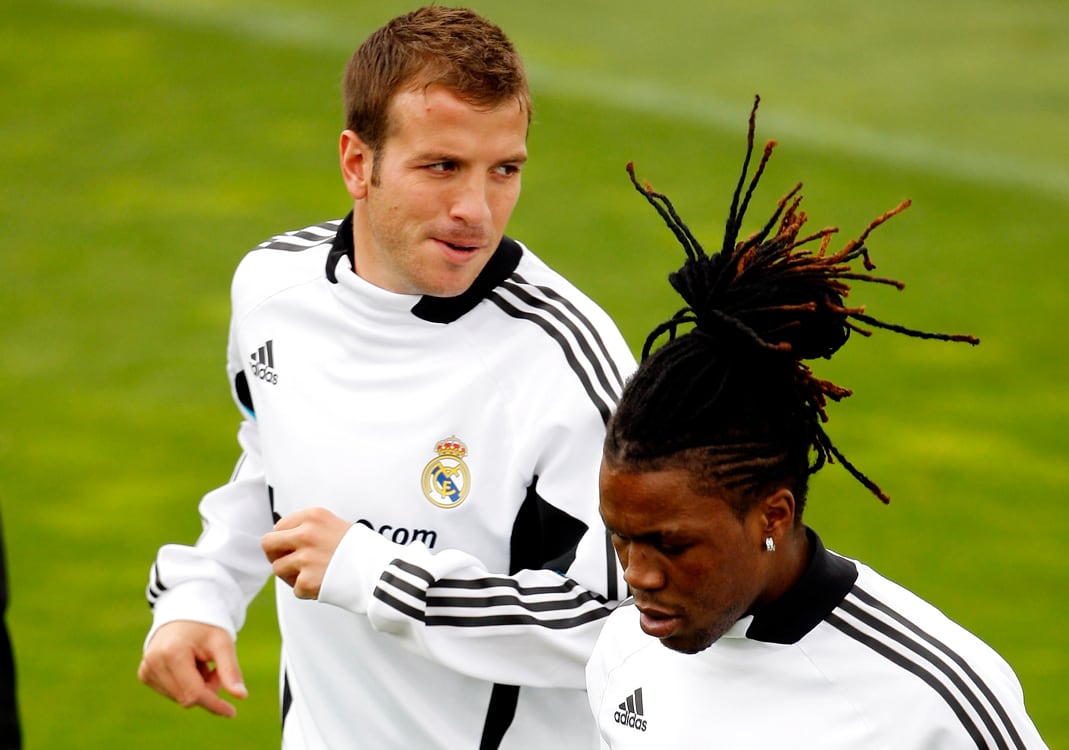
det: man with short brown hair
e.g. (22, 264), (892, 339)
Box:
(138, 7), (634, 749)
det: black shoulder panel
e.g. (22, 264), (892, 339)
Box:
(508, 476), (589, 576)
(234, 371), (255, 417)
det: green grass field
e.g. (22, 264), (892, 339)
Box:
(3, 0), (1067, 746)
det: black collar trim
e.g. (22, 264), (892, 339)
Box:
(324, 212), (355, 284)
(410, 236), (522, 323)
(324, 211), (523, 324)
(745, 528), (858, 645)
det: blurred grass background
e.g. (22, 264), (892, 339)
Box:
(2, 0), (1066, 746)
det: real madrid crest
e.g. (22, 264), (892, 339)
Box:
(421, 436), (471, 508)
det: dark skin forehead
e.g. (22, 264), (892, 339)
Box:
(599, 464), (733, 540)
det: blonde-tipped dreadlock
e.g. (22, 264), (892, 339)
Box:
(606, 96), (978, 510)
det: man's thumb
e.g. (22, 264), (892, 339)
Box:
(213, 643), (248, 699)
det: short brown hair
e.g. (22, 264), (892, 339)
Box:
(343, 6), (532, 151)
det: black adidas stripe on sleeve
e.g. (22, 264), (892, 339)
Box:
(146, 562), (168, 608)
(255, 220), (342, 253)
(827, 586), (1028, 750)
(372, 559), (614, 630)
(489, 275), (624, 425)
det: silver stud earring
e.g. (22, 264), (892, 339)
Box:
(764, 536), (776, 552)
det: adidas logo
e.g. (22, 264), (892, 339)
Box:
(613, 687), (648, 732)
(250, 339), (279, 385)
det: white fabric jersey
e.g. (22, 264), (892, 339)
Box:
(146, 215), (636, 749)
(587, 531), (1048, 750)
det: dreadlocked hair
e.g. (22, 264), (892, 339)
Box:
(606, 95), (978, 516)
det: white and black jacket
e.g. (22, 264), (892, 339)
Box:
(146, 214), (636, 749)
(587, 529), (1048, 749)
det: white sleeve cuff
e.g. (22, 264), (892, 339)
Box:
(144, 580), (241, 651)
(317, 523), (404, 614)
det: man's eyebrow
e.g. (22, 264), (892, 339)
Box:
(602, 523), (670, 545)
(412, 151), (456, 163)
(410, 151), (528, 165)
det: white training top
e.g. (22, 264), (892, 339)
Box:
(146, 215), (636, 749)
(587, 530), (1049, 749)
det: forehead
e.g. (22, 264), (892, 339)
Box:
(384, 84), (529, 149)
(598, 463), (734, 535)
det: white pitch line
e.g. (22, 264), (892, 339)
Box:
(56, 0), (1069, 202)
(528, 66), (1069, 202)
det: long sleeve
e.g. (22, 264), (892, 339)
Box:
(144, 316), (276, 645)
(319, 522), (619, 688)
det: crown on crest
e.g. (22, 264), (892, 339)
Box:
(435, 437), (468, 459)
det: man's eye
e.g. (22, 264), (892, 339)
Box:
(657, 542), (688, 556)
(496, 164), (520, 177)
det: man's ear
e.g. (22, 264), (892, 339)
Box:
(759, 488), (796, 540)
(340, 129), (373, 200)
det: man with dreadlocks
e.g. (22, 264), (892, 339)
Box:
(584, 98), (1048, 748)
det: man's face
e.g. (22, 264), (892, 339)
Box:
(341, 84), (528, 297)
(599, 463), (772, 654)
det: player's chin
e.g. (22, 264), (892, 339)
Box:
(660, 635), (715, 655)
(422, 263), (489, 298)
(655, 623), (720, 655)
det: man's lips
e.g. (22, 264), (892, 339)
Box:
(635, 603), (683, 639)
(434, 236), (485, 253)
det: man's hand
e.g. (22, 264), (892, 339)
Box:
(138, 621), (247, 718)
(262, 507), (351, 599)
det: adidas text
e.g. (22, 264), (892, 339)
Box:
(252, 363), (278, 385)
(614, 688), (648, 732)
(250, 340), (279, 385)
(613, 710), (647, 732)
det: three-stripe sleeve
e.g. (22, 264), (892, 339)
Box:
(254, 221), (342, 253)
(373, 559), (615, 631)
(827, 586), (1031, 749)
(489, 273), (625, 425)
